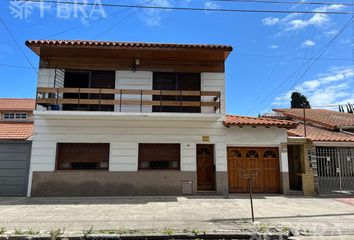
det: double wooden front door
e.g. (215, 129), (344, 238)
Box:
(227, 147), (280, 193)
(197, 144), (215, 191)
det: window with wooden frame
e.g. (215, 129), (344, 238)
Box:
(63, 70), (115, 112)
(56, 143), (109, 170)
(152, 72), (201, 113)
(138, 143), (180, 170)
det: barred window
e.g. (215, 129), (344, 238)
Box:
(138, 143), (180, 170)
(56, 143), (109, 170)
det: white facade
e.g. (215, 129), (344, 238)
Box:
(29, 67), (290, 196)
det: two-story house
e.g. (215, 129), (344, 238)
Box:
(26, 40), (297, 197)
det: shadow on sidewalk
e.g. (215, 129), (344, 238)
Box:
(210, 212), (354, 223)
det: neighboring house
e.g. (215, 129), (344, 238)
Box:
(271, 109), (354, 195)
(0, 98), (35, 196)
(25, 40), (296, 197)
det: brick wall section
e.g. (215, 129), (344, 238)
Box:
(301, 142), (316, 196)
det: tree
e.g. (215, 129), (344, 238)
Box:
(290, 92), (311, 109)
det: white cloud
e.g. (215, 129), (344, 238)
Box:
(262, 4), (345, 33)
(324, 29), (338, 37)
(138, 0), (173, 27)
(272, 66), (354, 107)
(269, 44), (279, 49)
(204, 1), (219, 9)
(137, 0), (192, 27)
(340, 38), (351, 44)
(301, 40), (316, 48)
(262, 17), (279, 26)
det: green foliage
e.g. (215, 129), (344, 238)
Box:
(82, 227), (93, 239)
(49, 228), (64, 240)
(0, 227), (5, 235)
(281, 226), (290, 233)
(162, 228), (174, 236)
(14, 228), (39, 235)
(191, 228), (200, 236)
(258, 224), (268, 233)
(290, 92), (311, 109)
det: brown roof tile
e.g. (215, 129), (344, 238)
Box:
(0, 122), (33, 140)
(26, 40), (233, 51)
(288, 123), (354, 142)
(224, 115), (298, 128)
(273, 108), (354, 129)
(0, 98), (35, 111)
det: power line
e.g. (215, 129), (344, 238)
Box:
(311, 103), (354, 108)
(40, 7), (132, 39)
(95, 0), (154, 38)
(0, 17), (37, 73)
(40, 0), (154, 39)
(246, 0), (313, 115)
(247, 16), (354, 115)
(0, 63), (34, 69)
(212, 0), (354, 6)
(15, 0), (354, 15)
(238, 52), (354, 61)
(288, 17), (354, 90)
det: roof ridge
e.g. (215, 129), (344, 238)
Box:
(26, 39), (232, 46)
(0, 98), (35, 100)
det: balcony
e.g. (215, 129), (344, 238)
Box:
(36, 87), (221, 114)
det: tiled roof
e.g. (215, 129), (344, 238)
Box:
(288, 123), (354, 142)
(26, 40), (233, 51)
(0, 98), (35, 111)
(0, 122), (33, 140)
(273, 108), (354, 129)
(224, 115), (298, 128)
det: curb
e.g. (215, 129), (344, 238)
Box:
(1, 233), (289, 240)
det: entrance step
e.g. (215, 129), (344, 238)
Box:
(288, 190), (303, 196)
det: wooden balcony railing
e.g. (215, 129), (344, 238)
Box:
(36, 87), (221, 113)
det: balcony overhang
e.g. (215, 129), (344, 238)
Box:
(34, 110), (224, 122)
(26, 40), (232, 60)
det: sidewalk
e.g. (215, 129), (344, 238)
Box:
(0, 195), (353, 236)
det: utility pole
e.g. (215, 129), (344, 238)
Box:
(303, 105), (307, 137)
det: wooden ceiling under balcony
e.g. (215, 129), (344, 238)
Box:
(26, 40), (233, 73)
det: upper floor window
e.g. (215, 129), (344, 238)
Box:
(3, 112), (27, 120)
(152, 72), (201, 113)
(62, 70), (115, 112)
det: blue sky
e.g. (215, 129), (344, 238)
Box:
(0, 0), (353, 116)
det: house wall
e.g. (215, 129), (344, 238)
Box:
(201, 73), (225, 114)
(301, 142), (315, 196)
(35, 69), (225, 115)
(226, 126), (290, 194)
(28, 113), (227, 196)
(115, 71), (153, 113)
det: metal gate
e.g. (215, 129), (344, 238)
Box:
(0, 141), (31, 196)
(316, 147), (354, 194)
